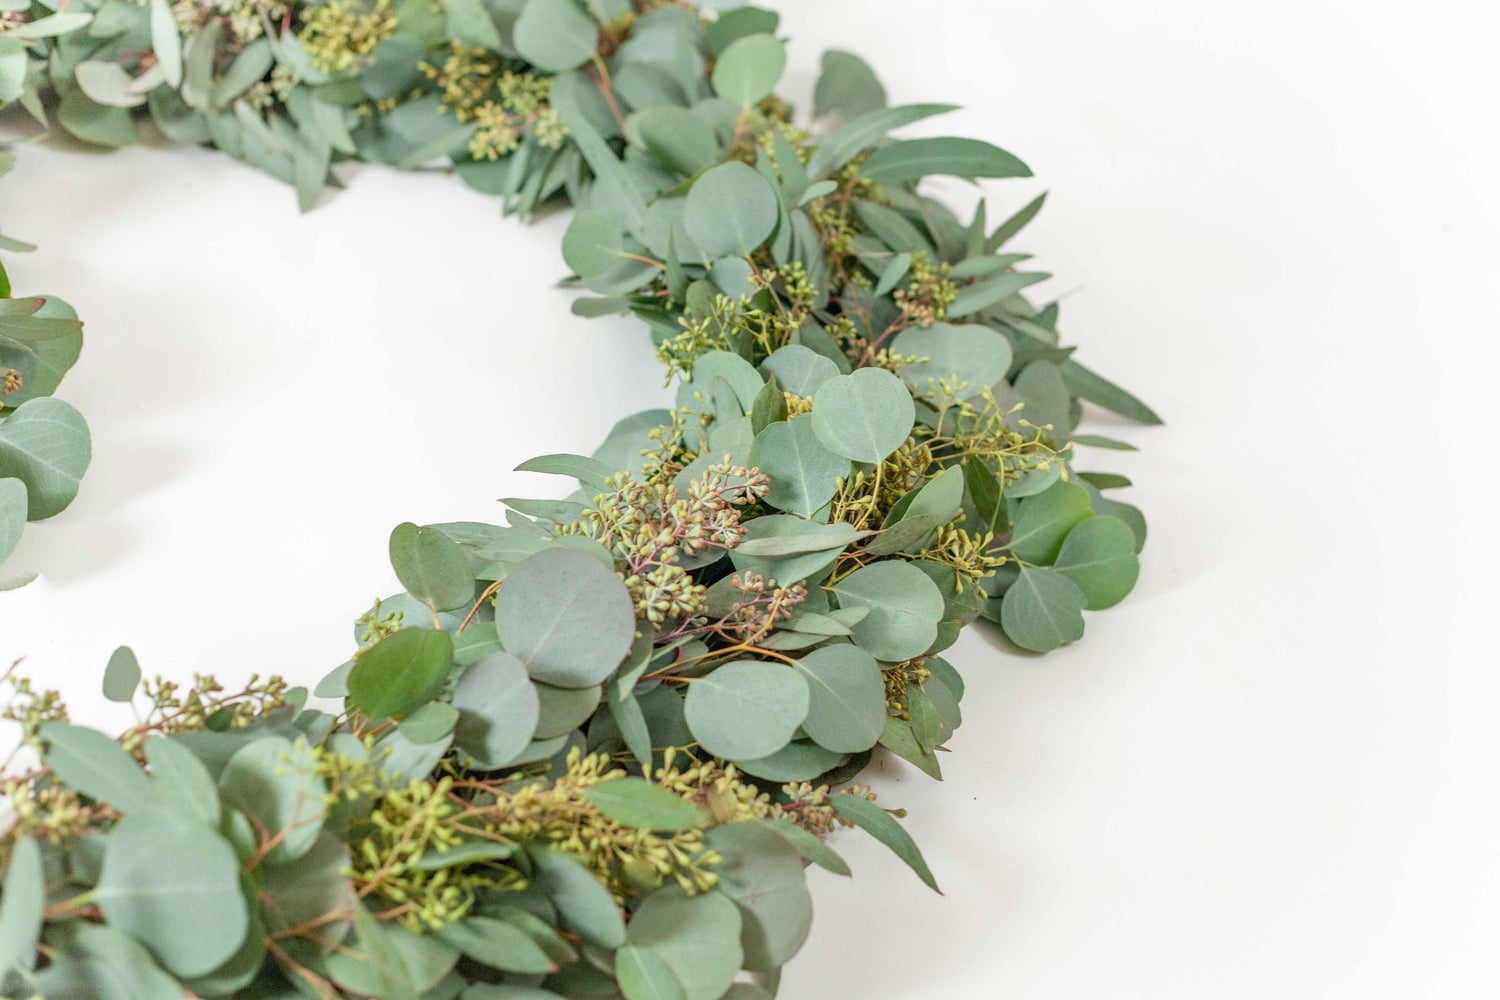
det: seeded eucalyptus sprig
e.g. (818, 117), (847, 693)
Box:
(0, 1), (1160, 997)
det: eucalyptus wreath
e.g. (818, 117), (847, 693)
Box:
(0, 2), (1161, 998)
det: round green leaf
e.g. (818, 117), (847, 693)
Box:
(562, 209), (624, 279)
(218, 736), (327, 865)
(494, 548), (636, 688)
(101, 645), (141, 703)
(810, 368), (915, 463)
(534, 681), (602, 739)
(634, 105), (719, 176)
(1000, 565), (1087, 652)
(96, 806), (249, 977)
(711, 33), (787, 107)
(683, 660), (809, 760)
(143, 736), (219, 828)
(1006, 480), (1093, 565)
(732, 739), (844, 782)
(829, 560), (945, 661)
(389, 522), (474, 612)
(704, 823), (812, 970)
(890, 322), (1012, 398)
(527, 846), (626, 948)
(451, 651), (541, 767)
(759, 344), (839, 397)
(580, 777), (707, 831)
(1053, 515), (1140, 609)
(624, 887), (743, 1000)
(617, 944), (687, 1000)
(514, 0), (598, 72)
(684, 161), (778, 260)
(260, 832), (355, 938)
(398, 701), (460, 744)
(792, 644), (886, 753)
(0, 396), (91, 520)
(0, 477), (25, 564)
(39, 722), (151, 814)
(347, 627), (455, 720)
(748, 415), (849, 518)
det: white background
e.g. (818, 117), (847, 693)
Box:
(4, 0), (1497, 996)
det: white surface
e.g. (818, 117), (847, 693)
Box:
(4, 1), (1497, 997)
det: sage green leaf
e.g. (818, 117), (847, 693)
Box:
(704, 823), (812, 969)
(96, 806), (249, 976)
(965, 453), (1005, 536)
(0, 836), (43, 976)
(687, 350), (763, 412)
(891, 322), (1012, 397)
(514, 0), (599, 72)
(1006, 480), (1093, 565)
(527, 846), (626, 948)
(728, 515), (843, 588)
(0, 396), (91, 520)
(39, 723), (150, 813)
(1000, 566), (1087, 652)
(830, 560), (945, 661)
(561, 209), (623, 278)
(74, 61), (146, 108)
(494, 548), (635, 688)
(906, 464), (965, 527)
(390, 521), (474, 612)
(617, 945), (687, 1000)
(581, 777), (707, 831)
(9, 11), (93, 38)
(711, 33), (785, 107)
(805, 103), (957, 181)
(0, 477), (24, 564)
(149, 0), (182, 87)
(792, 645), (886, 753)
(907, 683), (941, 752)
(347, 628), (455, 720)
(1013, 359), (1072, 440)
(985, 192), (1047, 251)
(399, 701), (459, 744)
(1071, 433), (1139, 451)
(533, 681), (601, 739)
(810, 368), (914, 463)
(463, 986), (567, 1000)
(452, 651), (541, 766)
(733, 520), (867, 558)
(812, 50), (886, 120)
(704, 6), (778, 55)
(211, 39), (273, 109)
(446, 0), (502, 49)
(759, 344), (839, 397)
(864, 512), (945, 557)
(753, 817), (850, 876)
(143, 737), (219, 828)
(438, 917), (557, 974)
(732, 739), (843, 781)
(947, 270), (1050, 318)
(684, 161), (778, 259)
(863, 137), (1031, 182)
(751, 373), (787, 434)
(635, 105), (718, 176)
(748, 415), (848, 518)
(830, 792), (939, 891)
(872, 250), (912, 296)
(31, 923), (184, 999)
(683, 660), (809, 760)
(1059, 358), (1163, 424)
(624, 887), (742, 1000)
(1053, 515), (1140, 609)
(218, 736), (328, 865)
(102, 645), (141, 703)
(261, 832), (355, 937)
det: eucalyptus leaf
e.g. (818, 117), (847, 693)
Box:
(810, 368), (914, 463)
(1000, 565), (1087, 652)
(390, 521), (475, 612)
(514, 0), (599, 72)
(711, 33), (785, 107)
(830, 793), (939, 892)
(347, 628), (455, 720)
(1052, 515), (1140, 609)
(494, 548), (635, 688)
(102, 645), (141, 703)
(683, 660), (809, 760)
(829, 560), (945, 662)
(0, 396), (92, 520)
(40, 723), (150, 814)
(684, 161), (778, 259)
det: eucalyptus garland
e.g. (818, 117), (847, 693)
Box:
(0, 1), (1161, 997)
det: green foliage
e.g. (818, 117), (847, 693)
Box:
(0, 3), (1162, 994)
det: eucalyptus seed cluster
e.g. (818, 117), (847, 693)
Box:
(656, 749), (837, 836)
(893, 250), (959, 326)
(883, 658), (935, 719)
(458, 749), (723, 901)
(560, 463), (770, 624)
(348, 774), (504, 932)
(297, 0), (397, 74)
(172, 0), (288, 42)
(721, 572), (809, 644)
